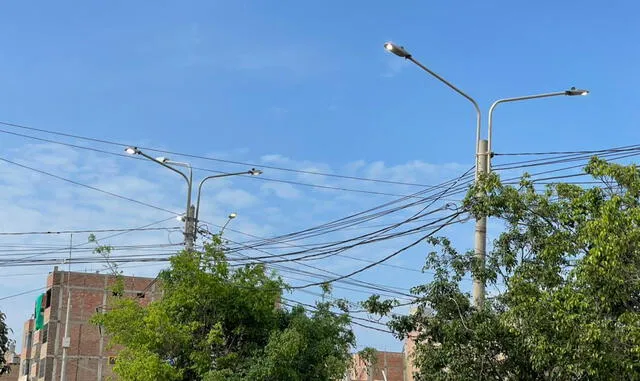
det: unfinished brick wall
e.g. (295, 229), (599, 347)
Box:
(19, 268), (160, 381)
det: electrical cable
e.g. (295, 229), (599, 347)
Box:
(292, 211), (462, 290)
(0, 121), (442, 188)
(0, 157), (179, 215)
(0, 226), (181, 236)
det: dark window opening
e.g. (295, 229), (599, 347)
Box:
(45, 288), (52, 308)
(38, 358), (46, 378)
(22, 359), (30, 376)
(25, 331), (33, 348)
(41, 324), (48, 344)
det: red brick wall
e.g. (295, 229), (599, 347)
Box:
(350, 351), (406, 381)
(20, 269), (160, 381)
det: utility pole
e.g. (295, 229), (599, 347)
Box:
(60, 234), (72, 381)
(472, 140), (488, 307)
(185, 205), (196, 251)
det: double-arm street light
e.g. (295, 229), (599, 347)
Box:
(383, 42), (588, 307)
(125, 147), (262, 250)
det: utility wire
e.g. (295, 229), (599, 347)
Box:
(0, 120), (440, 187)
(494, 143), (640, 156)
(0, 287), (47, 301)
(292, 212), (462, 290)
(0, 127), (455, 199)
(280, 298), (394, 334)
(0, 226), (181, 236)
(0, 157), (179, 215)
(0, 217), (179, 264)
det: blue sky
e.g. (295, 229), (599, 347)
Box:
(1, 0), (639, 353)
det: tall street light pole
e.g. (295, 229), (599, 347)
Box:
(383, 42), (589, 307)
(384, 42), (488, 307)
(125, 147), (262, 250)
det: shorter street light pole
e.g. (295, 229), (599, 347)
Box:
(125, 146), (261, 250)
(383, 41), (488, 306)
(220, 213), (237, 235)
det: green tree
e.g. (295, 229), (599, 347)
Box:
(92, 237), (355, 381)
(0, 310), (11, 375)
(366, 158), (640, 380)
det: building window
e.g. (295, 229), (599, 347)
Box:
(22, 359), (30, 376)
(38, 358), (46, 378)
(41, 323), (48, 344)
(45, 288), (52, 308)
(25, 330), (33, 348)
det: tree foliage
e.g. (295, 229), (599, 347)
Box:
(366, 158), (640, 380)
(92, 237), (355, 381)
(0, 310), (10, 375)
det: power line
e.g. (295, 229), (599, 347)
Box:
(0, 127), (451, 199)
(0, 157), (179, 215)
(494, 143), (640, 156)
(219, 167), (472, 265)
(279, 298), (394, 334)
(222, 236), (415, 298)
(0, 287), (47, 301)
(0, 217), (180, 265)
(292, 212), (462, 290)
(0, 120), (441, 187)
(221, 168), (475, 249)
(0, 226), (181, 236)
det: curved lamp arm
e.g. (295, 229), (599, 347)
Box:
(384, 42), (481, 174)
(487, 88), (589, 172)
(194, 169), (262, 225)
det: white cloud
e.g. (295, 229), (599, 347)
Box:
(260, 182), (301, 199)
(213, 188), (259, 209)
(260, 154), (289, 164)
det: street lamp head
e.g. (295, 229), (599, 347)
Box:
(176, 214), (185, 222)
(248, 168), (263, 176)
(384, 42), (411, 59)
(155, 157), (170, 163)
(228, 213), (237, 219)
(565, 87), (589, 96)
(124, 146), (140, 155)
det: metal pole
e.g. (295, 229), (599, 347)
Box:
(473, 140), (489, 307)
(405, 56), (486, 307)
(406, 57), (482, 173)
(60, 234), (72, 381)
(184, 168), (194, 251)
(129, 150), (193, 250)
(193, 170), (258, 237)
(487, 91), (567, 172)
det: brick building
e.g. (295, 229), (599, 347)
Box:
(17, 267), (160, 381)
(347, 350), (407, 381)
